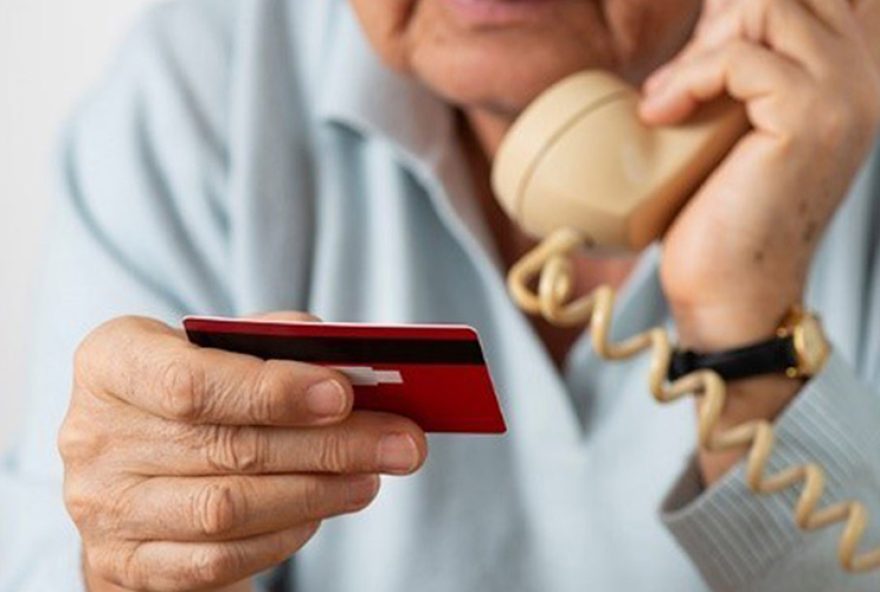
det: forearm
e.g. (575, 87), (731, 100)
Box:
(697, 374), (801, 485)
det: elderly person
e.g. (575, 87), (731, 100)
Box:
(2, 0), (880, 590)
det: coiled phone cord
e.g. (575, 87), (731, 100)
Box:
(507, 227), (880, 573)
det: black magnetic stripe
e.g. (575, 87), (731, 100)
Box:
(186, 331), (486, 365)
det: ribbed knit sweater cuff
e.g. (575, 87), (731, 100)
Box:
(661, 352), (880, 591)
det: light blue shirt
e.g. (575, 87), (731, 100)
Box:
(2, 1), (880, 591)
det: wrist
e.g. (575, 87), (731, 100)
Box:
(670, 297), (798, 352)
(669, 296), (812, 486)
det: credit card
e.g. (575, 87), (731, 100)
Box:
(183, 317), (507, 434)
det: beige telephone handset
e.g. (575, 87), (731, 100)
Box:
(493, 71), (880, 574)
(493, 71), (748, 250)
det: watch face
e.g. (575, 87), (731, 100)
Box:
(793, 315), (830, 375)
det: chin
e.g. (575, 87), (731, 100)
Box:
(409, 30), (617, 117)
(353, 0), (697, 120)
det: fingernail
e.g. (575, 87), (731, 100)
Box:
(639, 87), (671, 117)
(346, 474), (380, 509)
(377, 434), (420, 475)
(644, 65), (672, 94)
(306, 380), (348, 418)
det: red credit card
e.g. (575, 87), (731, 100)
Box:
(183, 317), (507, 434)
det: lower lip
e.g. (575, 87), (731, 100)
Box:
(441, 0), (558, 26)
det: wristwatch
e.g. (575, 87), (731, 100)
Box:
(667, 306), (831, 382)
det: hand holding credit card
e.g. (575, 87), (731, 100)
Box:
(184, 317), (507, 434)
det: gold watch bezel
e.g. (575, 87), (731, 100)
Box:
(776, 307), (831, 378)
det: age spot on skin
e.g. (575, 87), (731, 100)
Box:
(753, 249), (766, 264)
(802, 220), (818, 244)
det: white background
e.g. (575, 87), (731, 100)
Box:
(0, 0), (155, 450)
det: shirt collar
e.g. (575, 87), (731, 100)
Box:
(314, 3), (501, 265)
(315, 3), (456, 170)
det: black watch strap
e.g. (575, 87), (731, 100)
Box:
(667, 336), (799, 382)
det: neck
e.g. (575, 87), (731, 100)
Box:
(457, 110), (535, 262)
(461, 107), (515, 160)
(457, 108), (639, 368)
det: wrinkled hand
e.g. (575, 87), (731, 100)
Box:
(641, 0), (880, 349)
(59, 314), (427, 592)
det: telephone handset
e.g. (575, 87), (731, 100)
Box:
(493, 71), (880, 574)
(493, 70), (748, 250)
